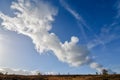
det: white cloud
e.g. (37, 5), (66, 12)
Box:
(44, 72), (58, 75)
(0, 67), (39, 75)
(0, 0), (105, 73)
(90, 62), (103, 72)
(0, 0), (91, 66)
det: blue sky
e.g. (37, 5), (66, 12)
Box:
(0, 0), (120, 75)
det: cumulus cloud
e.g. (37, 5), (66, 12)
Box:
(44, 72), (58, 75)
(0, 0), (105, 73)
(0, 67), (40, 75)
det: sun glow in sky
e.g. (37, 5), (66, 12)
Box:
(0, 0), (120, 75)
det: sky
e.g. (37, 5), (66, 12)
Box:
(0, 0), (120, 75)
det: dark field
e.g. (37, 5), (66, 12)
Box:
(0, 74), (120, 80)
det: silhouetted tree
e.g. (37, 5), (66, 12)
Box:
(113, 72), (117, 74)
(102, 69), (108, 75)
(96, 72), (98, 75)
(5, 72), (8, 75)
(0, 72), (3, 75)
(37, 72), (41, 75)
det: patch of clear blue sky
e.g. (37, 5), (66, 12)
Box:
(0, 0), (120, 74)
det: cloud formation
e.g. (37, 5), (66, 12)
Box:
(59, 0), (92, 31)
(0, 67), (39, 75)
(59, 0), (82, 21)
(116, 0), (120, 18)
(0, 0), (104, 73)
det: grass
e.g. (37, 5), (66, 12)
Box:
(0, 74), (120, 80)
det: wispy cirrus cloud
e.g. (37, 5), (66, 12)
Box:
(59, 0), (90, 43)
(59, 0), (82, 21)
(115, 0), (120, 18)
(87, 24), (120, 49)
(87, 7), (120, 49)
(59, 0), (89, 29)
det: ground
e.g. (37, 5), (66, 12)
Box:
(0, 74), (120, 80)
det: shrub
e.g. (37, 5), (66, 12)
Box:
(0, 72), (3, 75)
